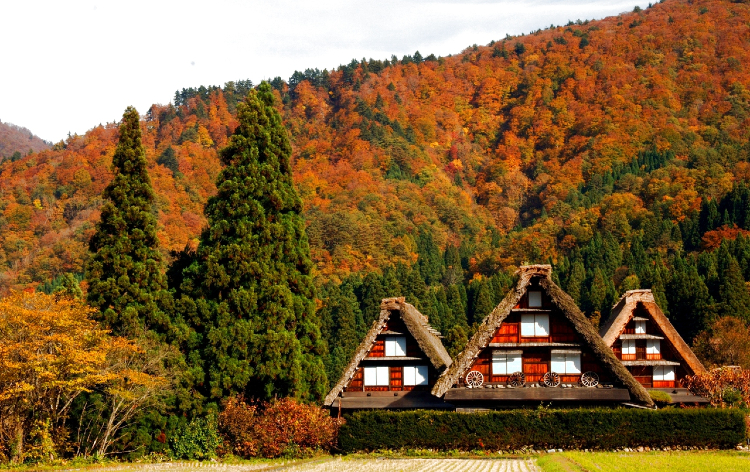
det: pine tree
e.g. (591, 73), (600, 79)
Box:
(470, 279), (494, 324)
(182, 83), (326, 401)
(446, 284), (468, 328)
(86, 106), (171, 337)
(320, 283), (361, 386)
(666, 255), (713, 343)
(718, 257), (750, 322)
(443, 245), (464, 285)
(416, 229), (444, 286)
(358, 272), (388, 332)
(586, 268), (607, 327)
(565, 260), (586, 304)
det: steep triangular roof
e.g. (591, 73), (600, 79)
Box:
(600, 289), (706, 376)
(323, 297), (452, 407)
(432, 265), (654, 406)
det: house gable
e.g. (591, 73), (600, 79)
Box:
(323, 297), (452, 409)
(600, 290), (706, 391)
(432, 265), (654, 406)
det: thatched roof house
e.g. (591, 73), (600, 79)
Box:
(324, 297), (453, 410)
(432, 265), (654, 407)
(599, 290), (707, 403)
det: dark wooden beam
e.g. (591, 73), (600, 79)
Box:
(444, 386), (631, 402)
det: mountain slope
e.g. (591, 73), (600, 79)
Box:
(1, 0), (749, 296)
(0, 120), (50, 159)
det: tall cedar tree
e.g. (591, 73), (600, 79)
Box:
(185, 83), (326, 402)
(86, 107), (171, 337)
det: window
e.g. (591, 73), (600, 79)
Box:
(646, 339), (661, 359)
(385, 336), (406, 356)
(528, 290), (543, 307)
(403, 366), (428, 386)
(492, 351), (523, 375)
(653, 366), (675, 382)
(364, 366), (389, 386)
(621, 339), (636, 360)
(635, 320), (646, 334)
(521, 314), (549, 336)
(551, 350), (581, 374)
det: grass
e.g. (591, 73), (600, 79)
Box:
(538, 451), (750, 472)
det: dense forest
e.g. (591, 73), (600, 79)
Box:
(1, 0), (750, 392)
(0, 120), (49, 161)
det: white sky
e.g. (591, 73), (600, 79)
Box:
(0, 0), (649, 142)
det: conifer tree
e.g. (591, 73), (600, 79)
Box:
(443, 245), (464, 285)
(470, 279), (494, 324)
(358, 272), (388, 331)
(446, 284), (468, 328)
(666, 255), (713, 342)
(183, 83), (326, 401)
(320, 283), (361, 386)
(86, 106), (171, 337)
(718, 257), (750, 322)
(565, 260), (586, 304)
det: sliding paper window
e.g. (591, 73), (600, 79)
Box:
(364, 366), (389, 386)
(492, 351), (522, 375)
(521, 314), (549, 336)
(551, 350), (581, 374)
(403, 366), (428, 385)
(385, 336), (407, 356)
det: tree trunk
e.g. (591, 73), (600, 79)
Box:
(11, 419), (24, 464)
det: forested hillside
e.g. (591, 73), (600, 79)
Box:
(2, 0), (750, 368)
(0, 120), (49, 160)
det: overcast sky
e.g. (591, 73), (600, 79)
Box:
(1, 0), (649, 142)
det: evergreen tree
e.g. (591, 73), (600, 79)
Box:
(585, 268), (607, 327)
(666, 256), (713, 343)
(470, 279), (495, 324)
(357, 272), (387, 333)
(54, 273), (83, 300)
(444, 325), (468, 358)
(320, 283), (361, 386)
(86, 106), (171, 337)
(416, 229), (443, 286)
(446, 284), (468, 328)
(443, 245), (464, 285)
(565, 260), (585, 304)
(182, 83), (326, 401)
(718, 257), (750, 322)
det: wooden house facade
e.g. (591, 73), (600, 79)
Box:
(324, 297), (453, 411)
(432, 265), (654, 408)
(600, 290), (709, 404)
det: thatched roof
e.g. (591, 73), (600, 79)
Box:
(600, 289), (706, 376)
(323, 297), (452, 407)
(431, 265), (654, 406)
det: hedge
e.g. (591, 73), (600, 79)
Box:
(338, 409), (746, 451)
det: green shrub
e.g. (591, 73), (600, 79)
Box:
(338, 409), (746, 452)
(169, 415), (220, 460)
(647, 389), (673, 404)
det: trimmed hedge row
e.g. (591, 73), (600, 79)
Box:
(338, 409), (746, 451)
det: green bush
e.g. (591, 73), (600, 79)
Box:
(338, 409), (746, 452)
(647, 389), (673, 404)
(169, 415), (220, 460)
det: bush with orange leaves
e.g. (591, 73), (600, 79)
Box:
(218, 397), (341, 458)
(682, 367), (750, 408)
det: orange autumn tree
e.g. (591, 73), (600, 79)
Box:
(0, 291), (168, 462)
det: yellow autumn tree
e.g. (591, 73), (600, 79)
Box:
(0, 291), (169, 463)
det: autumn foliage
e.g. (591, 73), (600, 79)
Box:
(0, 291), (168, 462)
(682, 367), (750, 407)
(218, 397), (341, 458)
(3, 0), (750, 292)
